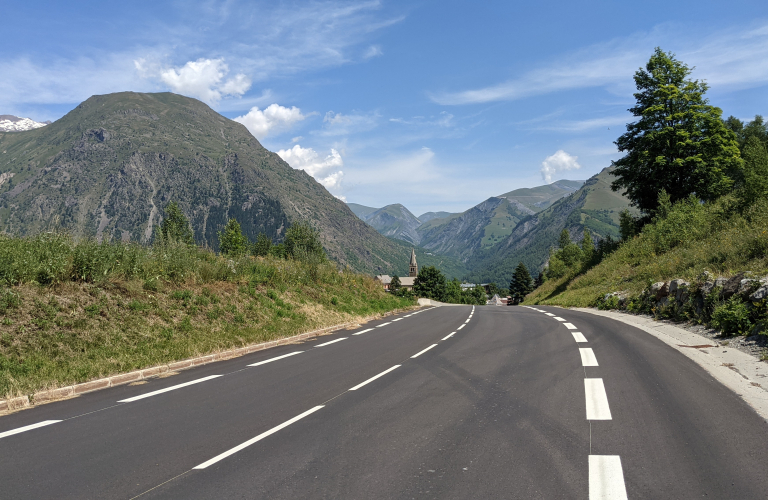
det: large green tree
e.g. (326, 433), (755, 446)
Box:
(218, 218), (249, 256)
(738, 136), (768, 210)
(159, 201), (194, 245)
(284, 221), (326, 261)
(611, 48), (743, 216)
(509, 262), (533, 304)
(413, 266), (446, 301)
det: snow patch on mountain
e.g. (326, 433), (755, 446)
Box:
(0, 115), (50, 132)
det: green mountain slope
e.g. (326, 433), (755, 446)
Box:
(418, 211), (456, 223)
(466, 168), (633, 284)
(362, 204), (422, 245)
(0, 92), (417, 275)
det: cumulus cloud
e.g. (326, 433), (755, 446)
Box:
(277, 145), (344, 194)
(234, 104), (307, 138)
(540, 150), (581, 183)
(156, 58), (251, 104)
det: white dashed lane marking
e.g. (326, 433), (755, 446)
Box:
(315, 338), (347, 347)
(352, 328), (374, 336)
(442, 332), (456, 340)
(545, 313), (556, 316)
(585, 378), (612, 420)
(589, 455), (628, 500)
(554, 317), (566, 321)
(579, 348), (599, 367)
(571, 332), (588, 343)
(457, 324), (465, 330)
(118, 375), (223, 403)
(564, 323), (577, 330)
(376, 322), (391, 328)
(349, 365), (401, 391)
(411, 344), (438, 358)
(0, 420), (61, 440)
(248, 352), (303, 367)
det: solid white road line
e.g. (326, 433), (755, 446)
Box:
(411, 344), (438, 358)
(376, 322), (392, 328)
(579, 348), (599, 366)
(442, 332), (456, 340)
(352, 328), (374, 336)
(315, 337), (347, 347)
(564, 323), (577, 329)
(118, 375), (223, 403)
(247, 352), (303, 367)
(464, 319), (470, 324)
(545, 313), (556, 316)
(349, 365), (401, 391)
(571, 332), (588, 343)
(392, 318), (403, 322)
(585, 378), (612, 420)
(554, 317), (566, 321)
(589, 455), (628, 500)
(0, 420), (61, 440)
(457, 324), (465, 330)
(194, 406), (325, 469)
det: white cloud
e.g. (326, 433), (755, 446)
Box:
(277, 145), (344, 194)
(541, 150), (581, 183)
(291, 136), (303, 143)
(319, 111), (379, 136)
(430, 22), (768, 105)
(234, 104), (307, 138)
(158, 58), (251, 104)
(529, 114), (631, 132)
(364, 45), (383, 59)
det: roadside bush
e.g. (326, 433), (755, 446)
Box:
(711, 297), (753, 336)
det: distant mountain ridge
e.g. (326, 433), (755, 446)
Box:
(347, 179), (586, 264)
(0, 115), (50, 132)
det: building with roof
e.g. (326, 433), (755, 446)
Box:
(376, 248), (418, 291)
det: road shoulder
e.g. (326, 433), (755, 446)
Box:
(574, 307), (768, 421)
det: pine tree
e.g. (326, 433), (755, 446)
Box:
(581, 228), (595, 267)
(558, 229), (571, 249)
(390, 275), (402, 292)
(218, 218), (249, 256)
(611, 48), (742, 216)
(252, 233), (273, 257)
(159, 201), (194, 245)
(509, 262), (533, 304)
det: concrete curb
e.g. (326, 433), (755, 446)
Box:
(0, 306), (419, 413)
(574, 307), (768, 421)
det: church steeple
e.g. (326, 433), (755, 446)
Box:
(409, 248), (418, 277)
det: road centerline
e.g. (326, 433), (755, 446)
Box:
(585, 378), (612, 420)
(411, 344), (438, 358)
(571, 332), (588, 343)
(352, 328), (374, 336)
(564, 323), (577, 329)
(349, 365), (401, 391)
(315, 338), (348, 347)
(376, 322), (392, 328)
(442, 332), (456, 340)
(579, 348), (599, 367)
(589, 455), (628, 500)
(193, 406), (325, 469)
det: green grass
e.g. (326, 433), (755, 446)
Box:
(526, 196), (768, 309)
(0, 234), (414, 399)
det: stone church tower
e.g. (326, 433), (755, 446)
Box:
(409, 248), (418, 277)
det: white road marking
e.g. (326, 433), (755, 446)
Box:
(411, 344), (438, 358)
(352, 328), (374, 336)
(564, 323), (577, 329)
(457, 324), (465, 330)
(247, 352), (303, 367)
(545, 313), (556, 316)
(554, 317), (566, 321)
(403, 314), (413, 317)
(194, 406), (325, 469)
(349, 365), (401, 390)
(442, 332), (456, 340)
(0, 420), (61, 440)
(392, 318), (403, 322)
(585, 379), (612, 420)
(464, 319), (470, 324)
(589, 455), (628, 500)
(376, 322), (392, 328)
(118, 375), (223, 403)
(571, 332), (588, 343)
(315, 337), (347, 347)
(579, 348), (599, 366)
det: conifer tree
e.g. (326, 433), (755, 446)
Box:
(218, 218), (249, 256)
(159, 201), (194, 245)
(509, 262), (533, 304)
(252, 233), (273, 257)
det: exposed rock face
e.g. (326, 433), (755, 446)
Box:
(361, 204), (422, 245)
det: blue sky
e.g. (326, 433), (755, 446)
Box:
(3, 1), (768, 215)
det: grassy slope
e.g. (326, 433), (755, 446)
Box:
(0, 236), (413, 399)
(526, 197), (768, 308)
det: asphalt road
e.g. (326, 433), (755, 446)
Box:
(1, 305), (767, 499)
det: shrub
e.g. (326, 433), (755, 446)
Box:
(711, 297), (753, 336)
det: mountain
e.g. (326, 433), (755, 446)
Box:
(347, 203), (378, 220)
(0, 92), (425, 275)
(0, 115), (50, 132)
(418, 211), (456, 223)
(363, 204), (422, 245)
(466, 167), (634, 284)
(414, 179), (586, 262)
